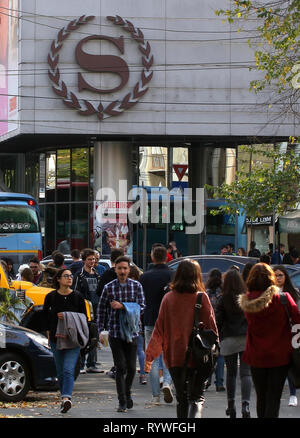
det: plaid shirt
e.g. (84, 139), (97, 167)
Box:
(97, 278), (145, 339)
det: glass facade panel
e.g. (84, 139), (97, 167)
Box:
(25, 153), (39, 199)
(57, 149), (71, 202)
(45, 204), (55, 255)
(71, 203), (88, 250)
(0, 154), (17, 191)
(71, 148), (89, 201)
(46, 152), (56, 202)
(56, 203), (70, 250)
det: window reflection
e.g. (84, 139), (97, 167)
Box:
(57, 149), (70, 202)
(46, 152), (56, 202)
(139, 146), (168, 187)
(71, 148), (89, 201)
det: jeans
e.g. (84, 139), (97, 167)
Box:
(50, 342), (80, 400)
(207, 354), (225, 387)
(288, 376), (297, 397)
(169, 367), (205, 418)
(109, 336), (137, 403)
(224, 352), (252, 402)
(137, 335), (145, 374)
(145, 326), (172, 396)
(251, 364), (289, 417)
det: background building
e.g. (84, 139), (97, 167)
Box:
(0, 0), (299, 266)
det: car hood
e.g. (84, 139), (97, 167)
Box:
(0, 321), (42, 336)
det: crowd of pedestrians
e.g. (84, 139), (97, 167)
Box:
(1, 239), (300, 418)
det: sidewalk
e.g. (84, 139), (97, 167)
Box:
(0, 345), (299, 418)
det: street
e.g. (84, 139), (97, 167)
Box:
(0, 345), (299, 420)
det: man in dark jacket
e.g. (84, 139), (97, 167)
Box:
(96, 248), (125, 297)
(139, 245), (174, 405)
(72, 248), (101, 373)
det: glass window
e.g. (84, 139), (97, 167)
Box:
(45, 204), (55, 255)
(139, 146), (168, 187)
(0, 206), (40, 233)
(71, 148), (89, 202)
(57, 149), (70, 202)
(206, 208), (235, 235)
(46, 152), (56, 202)
(71, 203), (88, 249)
(56, 204), (70, 250)
(0, 154), (17, 191)
(39, 154), (46, 202)
(25, 153), (39, 199)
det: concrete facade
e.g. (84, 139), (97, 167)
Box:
(2, 0), (298, 143)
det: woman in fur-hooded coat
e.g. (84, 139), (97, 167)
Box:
(239, 263), (300, 418)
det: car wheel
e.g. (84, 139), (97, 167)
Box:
(0, 352), (30, 402)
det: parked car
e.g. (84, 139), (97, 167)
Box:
(41, 254), (112, 271)
(0, 321), (58, 402)
(167, 255), (259, 282)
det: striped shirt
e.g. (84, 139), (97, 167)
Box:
(97, 278), (145, 339)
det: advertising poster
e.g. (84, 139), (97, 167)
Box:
(0, 0), (18, 136)
(94, 201), (132, 256)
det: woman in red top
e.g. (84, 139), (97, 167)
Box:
(145, 259), (218, 418)
(239, 263), (300, 418)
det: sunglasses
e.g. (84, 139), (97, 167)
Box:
(275, 273), (284, 278)
(61, 274), (73, 279)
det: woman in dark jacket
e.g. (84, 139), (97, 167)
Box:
(43, 268), (87, 414)
(216, 268), (252, 418)
(205, 268), (224, 391)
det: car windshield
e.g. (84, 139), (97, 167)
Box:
(0, 205), (40, 233)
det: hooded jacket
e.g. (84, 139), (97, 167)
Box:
(239, 285), (300, 368)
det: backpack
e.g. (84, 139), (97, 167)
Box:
(183, 293), (219, 380)
(49, 291), (98, 355)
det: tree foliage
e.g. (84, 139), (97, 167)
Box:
(205, 145), (300, 219)
(216, 0), (300, 117)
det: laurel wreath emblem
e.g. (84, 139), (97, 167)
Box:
(47, 15), (154, 120)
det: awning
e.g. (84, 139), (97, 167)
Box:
(278, 210), (300, 234)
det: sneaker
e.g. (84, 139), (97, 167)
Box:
(216, 386), (226, 392)
(60, 399), (72, 413)
(139, 374), (147, 385)
(117, 403), (127, 413)
(86, 366), (104, 373)
(162, 384), (173, 403)
(80, 368), (86, 374)
(289, 395), (298, 407)
(146, 396), (160, 406)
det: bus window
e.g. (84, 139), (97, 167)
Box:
(0, 205), (40, 233)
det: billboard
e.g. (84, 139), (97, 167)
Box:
(0, 0), (18, 136)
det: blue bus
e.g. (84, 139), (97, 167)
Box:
(0, 192), (43, 270)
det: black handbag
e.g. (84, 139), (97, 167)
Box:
(183, 293), (219, 380)
(279, 292), (300, 388)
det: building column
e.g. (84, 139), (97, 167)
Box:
(94, 141), (133, 198)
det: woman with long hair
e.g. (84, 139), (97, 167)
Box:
(273, 264), (300, 407)
(145, 259), (218, 418)
(239, 263), (300, 418)
(216, 269), (252, 418)
(43, 268), (87, 414)
(205, 268), (225, 391)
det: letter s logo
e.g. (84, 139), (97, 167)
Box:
(75, 35), (129, 94)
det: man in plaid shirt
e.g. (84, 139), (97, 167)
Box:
(97, 256), (145, 412)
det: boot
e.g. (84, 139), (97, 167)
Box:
(242, 401), (251, 418)
(226, 399), (236, 418)
(187, 401), (204, 418)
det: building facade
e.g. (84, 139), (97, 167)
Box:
(0, 0), (298, 266)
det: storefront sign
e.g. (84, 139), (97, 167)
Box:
(48, 15), (154, 120)
(246, 216), (273, 226)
